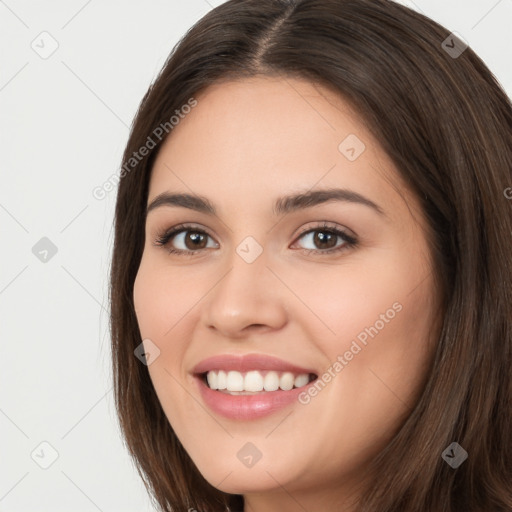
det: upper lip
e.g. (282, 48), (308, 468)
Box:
(192, 353), (318, 376)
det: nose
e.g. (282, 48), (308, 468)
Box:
(202, 246), (288, 338)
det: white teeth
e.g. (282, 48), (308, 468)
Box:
(204, 370), (313, 392)
(280, 372), (295, 391)
(226, 371), (244, 391)
(244, 371), (264, 392)
(206, 371), (218, 390)
(263, 371), (279, 391)
(294, 374), (309, 388)
(217, 370), (227, 390)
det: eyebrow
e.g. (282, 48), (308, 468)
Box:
(146, 188), (386, 218)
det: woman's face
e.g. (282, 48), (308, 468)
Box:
(133, 76), (440, 508)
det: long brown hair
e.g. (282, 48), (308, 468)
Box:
(109, 1), (512, 510)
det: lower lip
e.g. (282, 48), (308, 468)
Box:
(195, 375), (311, 420)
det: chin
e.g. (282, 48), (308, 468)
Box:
(201, 466), (286, 494)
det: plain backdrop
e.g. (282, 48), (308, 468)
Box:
(1, 1), (511, 510)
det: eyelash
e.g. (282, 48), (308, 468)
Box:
(153, 222), (358, 257)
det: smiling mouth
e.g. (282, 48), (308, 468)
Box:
(199, 370), (318, 395)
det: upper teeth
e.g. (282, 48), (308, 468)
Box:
(206, 370), (311, 392)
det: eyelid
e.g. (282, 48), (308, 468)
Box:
(293, 221), (356, 241)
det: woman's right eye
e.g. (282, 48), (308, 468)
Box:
(153, 225), (218, 256)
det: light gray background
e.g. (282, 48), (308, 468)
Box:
(1, 1), (511, 510)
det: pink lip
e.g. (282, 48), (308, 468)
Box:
(195, 377), (312, 420)
(191, 353), (318, 421)
(191, 353), (317, 375)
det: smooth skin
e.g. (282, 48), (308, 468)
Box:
(133, 76), (442, 512)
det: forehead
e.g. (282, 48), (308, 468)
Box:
(148, 76), (416, 224)
(164, 76), (368, 159)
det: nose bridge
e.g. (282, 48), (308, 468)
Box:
(202, 239), (287, 336)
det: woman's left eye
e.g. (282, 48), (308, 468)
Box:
(153, 223), (357, 256)
(292, 225), (357, 254)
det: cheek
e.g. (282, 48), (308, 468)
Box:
(291, 254), (436, 424)
(293, 246), (436, 369)
(132, 258), (194, 399)
(279, 257), (400, 346)
(133, 259), (198, 423)
(133, 257), (201, 341)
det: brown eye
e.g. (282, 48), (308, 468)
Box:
(183, 231), (208, 250)
(293, 224), (358, 254)
(311, 230), (338, 250)
(154, 225), (218, 255)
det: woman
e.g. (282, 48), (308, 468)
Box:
(110, 0), (512, 510)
